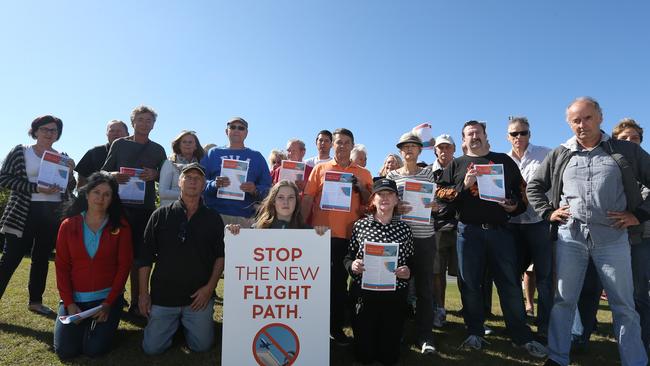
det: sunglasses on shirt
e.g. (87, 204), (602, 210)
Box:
(509, 130), (529, 137)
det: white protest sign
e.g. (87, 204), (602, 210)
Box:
(222, 229), (330, 366)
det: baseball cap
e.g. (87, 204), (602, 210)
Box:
(181, 162), (206, 177)
(434, 134), (455, 147)
(372, 178), (398, 194)
(226, 117), (248, 128)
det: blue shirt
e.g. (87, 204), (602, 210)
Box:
(201, 147), (272, 218)
(559, 134), (627, 244)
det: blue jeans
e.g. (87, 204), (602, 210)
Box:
(53, 296), (124, 359)
(456, 223), (533, 344)
(511, 221), (553, 334)
(632, 239), (650, 349)
(142, 298), (215, 355)
(548, 227), (647, 366)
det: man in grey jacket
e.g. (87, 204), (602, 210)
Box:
(527, 97), (650, 366)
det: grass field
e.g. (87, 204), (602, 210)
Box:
(0, 259), (620, 365)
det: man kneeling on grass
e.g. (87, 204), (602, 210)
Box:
(138, 163), (225, 354)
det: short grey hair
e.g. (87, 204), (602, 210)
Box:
(351, 144), (368, 160)
(286, 138), (306, 151)
(508, 116), (529, 128)
(130, 105), (158, 123)
(567, 96), (602, 118)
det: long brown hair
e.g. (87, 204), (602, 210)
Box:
(254, 181), (305, 229)
(170, 130), (204, 162)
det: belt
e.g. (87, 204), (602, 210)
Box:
(478, 223), (502, 230)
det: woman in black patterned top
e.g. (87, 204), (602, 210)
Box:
(344, 178), (414, 366)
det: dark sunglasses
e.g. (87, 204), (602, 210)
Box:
(228, 125), (246, 131)
(509, 130), (529, 137)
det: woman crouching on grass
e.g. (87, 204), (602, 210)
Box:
(344, 178), (414, 366)
(53, 172), (133, 359)
(226, 180), (327, 233)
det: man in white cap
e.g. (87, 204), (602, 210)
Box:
(430, 134), (459, 328)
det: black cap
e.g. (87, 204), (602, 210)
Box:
(372, 178), (398, 194)
(180, 162), (206, 177)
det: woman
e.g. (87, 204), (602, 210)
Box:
(227, 180), (327, 233)
(0, 115), (75, 315)
(344, 178), (414, 365)
(159, 130), (204, 206)
(386, 132), (438, 354)
(54, 172), (133, 359)
(378, 153), (403, 177)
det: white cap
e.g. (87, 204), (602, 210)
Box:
(434, 134), (455, 147)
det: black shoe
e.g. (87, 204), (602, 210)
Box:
(543, 359), (562, 366)
(330, 329), (352, 346)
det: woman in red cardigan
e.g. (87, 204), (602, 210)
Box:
(53, 172), (133, 359)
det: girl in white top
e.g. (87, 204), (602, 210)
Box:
(159, 131), (204, 206)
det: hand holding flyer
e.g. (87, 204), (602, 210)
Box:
(279, 160), (306, 183)
(320, 171), (353, 212)
(400, 180), (435, 224)
(218, 159), (249, 201)
(474, 164), (506, 202)
(58, 305), (102, 325)
(118, 167), (145, 204)
(37, 151), (71, 192)
(361, 241), (399, 291)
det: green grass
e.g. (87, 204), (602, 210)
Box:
(0, 259), (620, 365)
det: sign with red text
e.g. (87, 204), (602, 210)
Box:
(222, 229), (330, 366)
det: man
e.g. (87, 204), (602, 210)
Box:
(75, 120), (129, 188)
(528, 97), (650, 366)
(305, 130), (333, 167)
(436, 121), (547, 358)
(271, 138), (313, 192)
(201, 117), (271, 226)
(430, 134), (459, 328)
(505, 117), (553, 337)
(102, 105), (166, 316)
(138, 163), (224, 354)
(302, 128), (373, 345)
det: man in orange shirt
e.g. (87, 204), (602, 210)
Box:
(302, 128), (373, 345)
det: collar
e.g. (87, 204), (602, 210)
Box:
(561, 131), (610, 152)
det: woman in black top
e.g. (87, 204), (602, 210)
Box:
(344, 178), (414, 366)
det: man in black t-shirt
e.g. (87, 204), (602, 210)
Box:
(138, 163), (225, 355)
(436, 121), (547, 358)
(75, 120), (128, 188)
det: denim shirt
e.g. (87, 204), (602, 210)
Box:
(559, 134), (627, 243)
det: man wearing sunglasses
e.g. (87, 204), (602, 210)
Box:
(506, 117), (552, 339)
(138, 163), (225, 355)
(201, 117), (272, 226)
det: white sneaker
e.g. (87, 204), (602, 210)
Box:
(459, 335), (490, 350)
(421, 341), (436, 355)
(513, 340), (548, 358)
(484, 324), (494, 336)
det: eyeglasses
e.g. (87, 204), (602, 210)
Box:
(38, 127), (58, 134)
(178, 221), (188, 244)
(509, 130), (529, 137)
(228, 125), (246, 131)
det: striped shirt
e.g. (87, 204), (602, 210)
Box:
(0, 145), (39, 237)
(386, 167), (436, 238)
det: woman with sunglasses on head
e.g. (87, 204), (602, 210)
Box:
(53, 172), (132, 359)
(345, 178), (414, 366)
(159, 131), (204, 207)
(378, 153), (403, 178)
(0, 115), (76, 315)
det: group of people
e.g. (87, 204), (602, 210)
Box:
(0, 96), (648, 366)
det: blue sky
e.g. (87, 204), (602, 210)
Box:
(1, 1), (649, 174)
